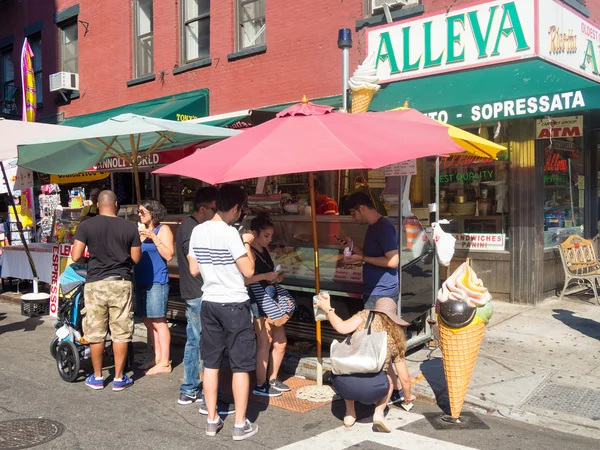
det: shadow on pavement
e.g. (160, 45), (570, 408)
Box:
(0, 316), (44, 334)
(420, 358), (451, 415)
(552, 309), (600, 342)
(0, 312), (6, 322)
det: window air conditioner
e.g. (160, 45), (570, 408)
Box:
(371, 0), (418, 14)
(49, 72), (79, 92)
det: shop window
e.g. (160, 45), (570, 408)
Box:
(541, 116), (585, 248)
(415, 125), (510, 252)
(29, 34), (42, 104)
(133, 0), (154, 78)
(1, 47), (16, 113)
(59, 20), (78, 73)
(235, 0), (265, 51)
(181, 0), (210, 64)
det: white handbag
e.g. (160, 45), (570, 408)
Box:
(330, 313), (388, 375)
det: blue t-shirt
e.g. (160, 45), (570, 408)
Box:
(362, 217), (399, 296)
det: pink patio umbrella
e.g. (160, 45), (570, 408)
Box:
(154, 98), (464, 395)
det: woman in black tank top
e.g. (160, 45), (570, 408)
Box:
(244, 213), (291, 397)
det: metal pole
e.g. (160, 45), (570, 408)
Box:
(342, 48), (349, 112)
(308, 172), (323, 386)
(433, 157), (440, 312)
(397, 175), (403, 318)
(337, 28), (352, 113)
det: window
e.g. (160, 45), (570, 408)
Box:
(1, 48), (15, 111)
(134, 0), (154, 78)
(59, 20), (78, 73)
(29, 34), (42, 103)
(181, 0), (210, 64)
(236, 0), (265, 51)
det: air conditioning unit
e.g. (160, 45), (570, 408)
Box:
(372, 0), (418, 14)
(49, 72), (79, 92)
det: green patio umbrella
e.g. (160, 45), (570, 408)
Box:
(17, 113), (241, 202)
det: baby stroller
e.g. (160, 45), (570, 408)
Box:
(50, 263), (134, 382)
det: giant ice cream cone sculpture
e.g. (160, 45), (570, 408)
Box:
(349, 52), (380, 113)
(436, 262), (494, 419)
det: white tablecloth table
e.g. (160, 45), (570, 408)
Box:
(0, 244), (54, 284)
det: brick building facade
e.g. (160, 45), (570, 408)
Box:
(1, 1), (598, 123)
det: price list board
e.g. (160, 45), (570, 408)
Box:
(159, 177), (182, 214)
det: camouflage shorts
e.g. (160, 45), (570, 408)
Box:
(83, 280), (134, 343)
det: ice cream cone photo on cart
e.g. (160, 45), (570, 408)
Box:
(436, 261), (494, 423)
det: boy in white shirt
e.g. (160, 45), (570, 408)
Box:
(188, 184), (257, 441)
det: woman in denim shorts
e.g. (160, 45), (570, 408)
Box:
(135, 200), (174, 375)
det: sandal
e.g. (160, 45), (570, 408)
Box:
(138, 359), (159, 371)
(146, 361), (172, 375)
(373, 414), (391, 433)
(343, 415), (356, 428)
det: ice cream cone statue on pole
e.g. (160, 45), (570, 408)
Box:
(436, 262), (494, 421)
(349, 52), (380, 113)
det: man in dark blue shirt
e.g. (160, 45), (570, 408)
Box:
(340, 192), (399, 309)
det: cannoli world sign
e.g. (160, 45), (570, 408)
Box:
(368, 0), (600, 84)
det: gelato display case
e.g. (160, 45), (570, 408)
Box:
(239, 214), (436, 345)
(163, 212), (435, 346)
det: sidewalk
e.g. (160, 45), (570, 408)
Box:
(3, 289), (600, 439)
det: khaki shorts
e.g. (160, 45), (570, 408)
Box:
(83, 280), (134, 343)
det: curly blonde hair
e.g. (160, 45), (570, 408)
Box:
(376, 312), (407, 358)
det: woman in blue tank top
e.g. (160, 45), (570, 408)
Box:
(135, 200), (174, 375)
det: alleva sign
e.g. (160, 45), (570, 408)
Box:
(367, 0), (535, 83)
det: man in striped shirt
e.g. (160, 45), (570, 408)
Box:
(187, 184), (258, 441)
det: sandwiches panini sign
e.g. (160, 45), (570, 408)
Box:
(368, 0), (600, 84)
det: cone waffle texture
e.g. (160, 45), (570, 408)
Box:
(351, 88), (376, 113)
(438, 319), (486, 418)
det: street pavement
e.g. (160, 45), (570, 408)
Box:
(1, 297), (600, 449)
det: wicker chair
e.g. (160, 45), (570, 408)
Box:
(558, 234), (600, 305)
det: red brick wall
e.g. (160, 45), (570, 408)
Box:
(1, 0), (365, 120)
(2, 0), (599, 122)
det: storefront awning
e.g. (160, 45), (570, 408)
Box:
(62, 89), (209, 127)
(369, 60), (600, 126)
(189, 95), (343, 128)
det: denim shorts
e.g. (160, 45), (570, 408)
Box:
(136, 283), (169, 318)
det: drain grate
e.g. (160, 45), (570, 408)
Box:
(527, 383), (600, 420)
(0, 419), (65, 449)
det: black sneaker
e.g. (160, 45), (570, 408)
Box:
(232, 419), (258, 441)
(199, 399), (236, 415)
(178, 392), (203, 405)
(269, 378), (291, 392)
(252, 382), (282, 397)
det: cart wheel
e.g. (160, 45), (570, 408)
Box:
(56, 341), (80, 382)
(50, 337), (59, 359)
(125, 341), (135, 372)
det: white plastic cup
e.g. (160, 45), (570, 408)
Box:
(343, 247), (352, 258)
(313, 293), (328, 322)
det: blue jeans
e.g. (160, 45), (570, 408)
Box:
(180, 298), (203, 397)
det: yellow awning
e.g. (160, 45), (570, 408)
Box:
(388, 107), (506, 159)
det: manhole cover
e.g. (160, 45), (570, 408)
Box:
(527, 383), (600, 419)
(0, 419), (65, 449)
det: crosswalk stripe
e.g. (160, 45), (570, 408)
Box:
(276, 408), (479, 450)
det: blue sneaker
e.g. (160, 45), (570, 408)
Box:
(112, 374), (134, 391)
(85, 374), (104, 390)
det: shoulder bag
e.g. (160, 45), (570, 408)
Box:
(330, 312), (388, 375)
